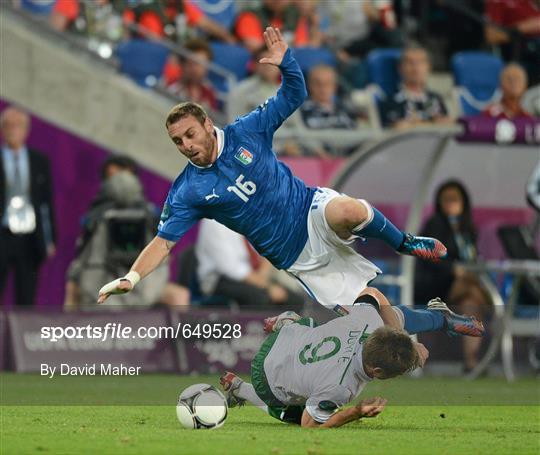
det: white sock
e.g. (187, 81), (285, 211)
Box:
(237, 382), (268, 413)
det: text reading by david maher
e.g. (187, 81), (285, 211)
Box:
(41, 363), (141, 378)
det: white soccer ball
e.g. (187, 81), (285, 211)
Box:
(176, 383), (228, 430)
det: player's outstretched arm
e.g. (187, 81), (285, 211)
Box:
(301, 397), (387, 429)
(238, 27), (307, 134)
(97, 236), (176, 304)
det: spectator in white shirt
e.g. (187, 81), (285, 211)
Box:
(195, 218), (304, 309)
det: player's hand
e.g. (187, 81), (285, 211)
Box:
(357, 397), (387, 418)
(414, 342), (429, 368)
(259, 27), (288, 66)
(97, 277), (133, 304)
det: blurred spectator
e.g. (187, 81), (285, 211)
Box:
(0, 106), (56, 306)
(64, 155), (189, 310)
(228, 48), (281, 120)
(522, 84), (540, 117)
(322, 0), (402, 61)
(165, 38), (218, 112)
(235, 0), (317, 53)
(196, 219), (304, 311)
(482, 63), (532, 119)
(415, 180), (490, 372)
(49, 0), (124, 42)
(302, 64), (356, 130)
(298, 64), (358, 157)
(484, 0), (540, 85)
(379, 46), (452, 129)
(292, 0), (329, 48)
(122, 0), (235, 43)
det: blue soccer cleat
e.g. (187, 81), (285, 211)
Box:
(398, 233), (448, 262)
(427, 298), (485, 337)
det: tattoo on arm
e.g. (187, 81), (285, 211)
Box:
(165, 240), (176, 252)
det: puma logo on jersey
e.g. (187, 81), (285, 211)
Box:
(205, 188), (220, 201)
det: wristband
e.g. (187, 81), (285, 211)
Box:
(124, 271), (141, 287)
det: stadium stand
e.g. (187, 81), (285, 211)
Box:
(116, 39), (170, 88)
(451, 51), (503, 115)
(291, 46), (336, 77)
(208, 42), (251, 93)
(20, 0), (56, 16)
(196, 0), (237, 30)
(366, 48), (401, 100)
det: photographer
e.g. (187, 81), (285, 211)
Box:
(64, 156), (187, 310)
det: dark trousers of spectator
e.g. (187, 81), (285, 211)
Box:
(214, 276), (304, 312)
(0, 229), (41, 306)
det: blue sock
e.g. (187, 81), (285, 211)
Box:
(353, 203), (404, 250)
(395, 305), (445, 334)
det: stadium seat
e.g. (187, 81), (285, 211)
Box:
(291, 47), (337, 76)
(451, 51), (503, 116)
(366, 48), (402, 99)
(196, 0), (236, 30)
(115, 39), (169, 88)
(208, 42), (251, 93)
(20, 0), (56, 16)
(495, 225), (540, 380)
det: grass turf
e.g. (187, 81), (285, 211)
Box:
(1, 374), (539, 454)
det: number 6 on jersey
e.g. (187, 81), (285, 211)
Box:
(227, 174), (256, 202)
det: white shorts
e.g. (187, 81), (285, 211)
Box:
(287, 188), (381, 309)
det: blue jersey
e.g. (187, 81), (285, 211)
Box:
(157, 49), (316, 269)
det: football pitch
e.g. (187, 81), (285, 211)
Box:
(1, 373), (539, 454)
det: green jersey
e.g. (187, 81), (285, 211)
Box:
(263, 304), (383, 423)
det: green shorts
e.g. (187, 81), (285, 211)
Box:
(250, 317), (318, 425)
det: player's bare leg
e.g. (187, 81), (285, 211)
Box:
(325, 196), (447, 262)
(220, 372), (268, 412)
(346, 288), (484, 337)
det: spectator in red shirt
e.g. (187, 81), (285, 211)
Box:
(235, 0), (313, 53)
(49, 0), (123, 41)
(484, 0), (540, 85)
(483, 63), (531, 119)
(122, 0), (235, 43)
(165, 38), (218, 112)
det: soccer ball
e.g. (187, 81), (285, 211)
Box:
(176, 383), (228, 429)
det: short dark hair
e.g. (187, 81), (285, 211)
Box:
(362, 326), (419, 378)
(184, 38), (213, 60)
(101, 155), (138, 180)
(165, 102), (208, 129)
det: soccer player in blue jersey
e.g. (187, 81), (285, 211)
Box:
(97, 27), (448, 308)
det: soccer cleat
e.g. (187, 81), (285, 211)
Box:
(219, 371), (246, 408)
(263, 310), (301, 334)
(397, 233), (448, 262)
(427, 297), (485, 337)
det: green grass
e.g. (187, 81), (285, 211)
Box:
(1, 374), (539, 454)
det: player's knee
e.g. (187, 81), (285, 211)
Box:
(335, 198), (368, 227)
(355, 287), (385, 312)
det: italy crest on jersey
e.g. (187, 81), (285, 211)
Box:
(234, 147), (253, 166)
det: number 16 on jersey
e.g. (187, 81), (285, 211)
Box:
(227, 174), (256, 202)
